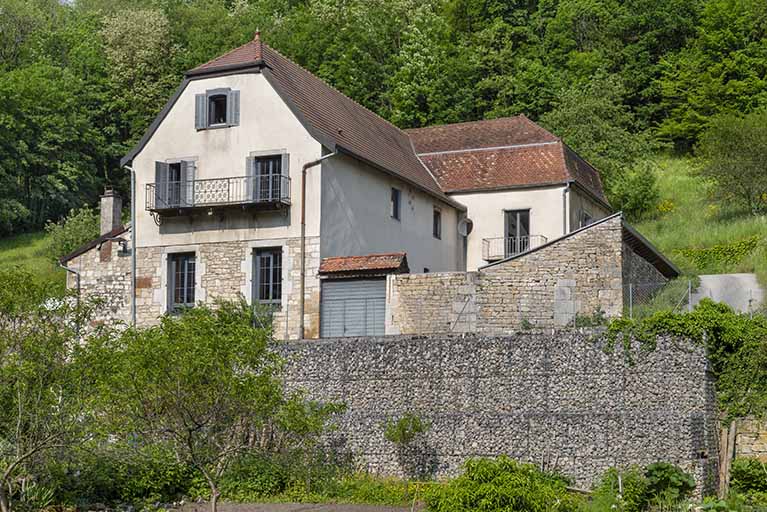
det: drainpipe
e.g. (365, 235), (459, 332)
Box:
(299, 151), (338, 340)
(562, 182), (571, 235)
(124, 164), (137, 327)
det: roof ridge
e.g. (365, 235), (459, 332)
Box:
(263, 43), (409, 138)
(405, 114), (528, 133)
(188, 38), (260, 73)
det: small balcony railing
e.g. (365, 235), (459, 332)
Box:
(482, 235), (548, 261)
(146, 174), (290, 215)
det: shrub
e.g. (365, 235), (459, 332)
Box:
(44, 206), (99, 261)
(609, 163), (661, 222)
(731, 458), (767, 494)
(424, 456), (583, 512)
(644, 461), (695, 503)
(592, 466), (648, 512)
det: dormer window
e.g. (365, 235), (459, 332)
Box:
(195, 88), (240, 130)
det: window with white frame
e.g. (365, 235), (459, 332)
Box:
(168, 252), (196, 312)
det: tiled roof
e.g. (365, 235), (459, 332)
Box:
(59, 224), (130, 264)
(407, 115), (558, 154)
(319, 253), (408, 275)
(407, 116), (608, 203)
(187, 34), (450, 203)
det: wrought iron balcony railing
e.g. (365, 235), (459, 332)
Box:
(146, 174), (290, 215)
(482, 235), (548, 261)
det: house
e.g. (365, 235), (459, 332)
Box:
(60, 32), (676, 339)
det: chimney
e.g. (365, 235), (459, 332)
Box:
(100, 187), (122, 235)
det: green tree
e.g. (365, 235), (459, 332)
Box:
(0, 268), (92, 512)
(88, 302), (298, 512)
(44, 206), (100, 261)
(698, 110), (767, 215)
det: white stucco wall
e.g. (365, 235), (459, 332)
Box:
(320, 153), (463, 273)
(455, 185), (568, 271)
(569, 186), (611, 231)
(131, 72), (323, 249)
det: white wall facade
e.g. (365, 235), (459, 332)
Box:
(456, 185), (568, 271)
(320, 153), (463, 273)
(132, 71), (323, 249)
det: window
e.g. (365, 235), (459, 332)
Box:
(504, 209), (531, 256)
(208, 94), (228, 125)
(253, 248), (282, 307)
(580, 209), (593, 228)
(195, 88), (240, 130)
(390, 188), (401, 220)
(247, 155), (283, 202)
(168, 253), (196, 312)
(433, 208), (442, 239)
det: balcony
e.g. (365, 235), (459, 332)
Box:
(482, 235), (548, 261)
(146, 175), (290, 216)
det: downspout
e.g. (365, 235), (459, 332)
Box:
(125, 164), (137, 327)
(562, 181), (571, 235)
(299, 151), (338, 340)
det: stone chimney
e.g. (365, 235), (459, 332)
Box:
(100, 187), (122, 235)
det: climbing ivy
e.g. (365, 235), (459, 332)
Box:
(673, 236), (761, 269)
(605, 299), (767, 420)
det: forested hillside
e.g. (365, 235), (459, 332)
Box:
(1, 0), (765, 239)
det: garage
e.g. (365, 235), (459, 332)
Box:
(318, 252), (409, 338)
(320, 278), (386, 337)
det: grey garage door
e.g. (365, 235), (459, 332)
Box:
(320, 278), (386, 337)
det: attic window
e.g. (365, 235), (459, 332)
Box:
(195, 88), (240, 130)
(208, 94), (228, 125)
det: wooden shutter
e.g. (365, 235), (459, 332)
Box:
(181, 160), (196, 207)
(280, 153), (290, 200)
(194, 94), (207, 130)
(155, 162), (169, 208)
(245, 156), (256, 202)
(228, 90), (240, 126)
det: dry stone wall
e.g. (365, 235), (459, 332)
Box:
(281, 331), (719, 494)
(388, 215), (632, 334)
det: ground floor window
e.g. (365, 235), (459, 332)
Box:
(168, 252), (196, 311)
(254, 248), (282, 307)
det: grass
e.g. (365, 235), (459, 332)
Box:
(635, 155), (767, 285)
(0, 231), (65, 288)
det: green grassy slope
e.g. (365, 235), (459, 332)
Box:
(0, 231), (65, 287)
(635, 156), (767, 284)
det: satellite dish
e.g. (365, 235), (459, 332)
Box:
(458, 218), (474, 237)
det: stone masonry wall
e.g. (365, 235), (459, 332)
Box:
(281, 332), (719, 494)
(67, 239), (132, 325)
(70, 235), (320, 339)
(733, 418), (767, 461)
(388, 215), (628, 334)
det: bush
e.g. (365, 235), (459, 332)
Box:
(731, 458), (767, 494)
(590, 463), (695, 512)
(644, 461), (695, 503)
(44, 206), (99, 261)
(609, 163), (661, 222)
(424, 456), (583, 512)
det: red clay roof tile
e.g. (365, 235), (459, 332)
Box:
(319, 253), (408, 274)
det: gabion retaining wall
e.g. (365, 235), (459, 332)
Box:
(281, 331), (719, 494)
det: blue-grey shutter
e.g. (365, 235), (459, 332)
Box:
(228, 90), (240, 126)
(245, 156), (256, 202)
(320, 279), (386, 337)
(280, 153), (290, 201)
(194, 94), (207, 130)
(181, 160), (196, 207)
(155, 161), (169, 208)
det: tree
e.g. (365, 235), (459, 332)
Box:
(539, 74), (660, 215)
(0, 268), (92, 512)
(697, 110), (767, 216)
(44, 206), (100, 261)
(88, 302), (291, 512)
